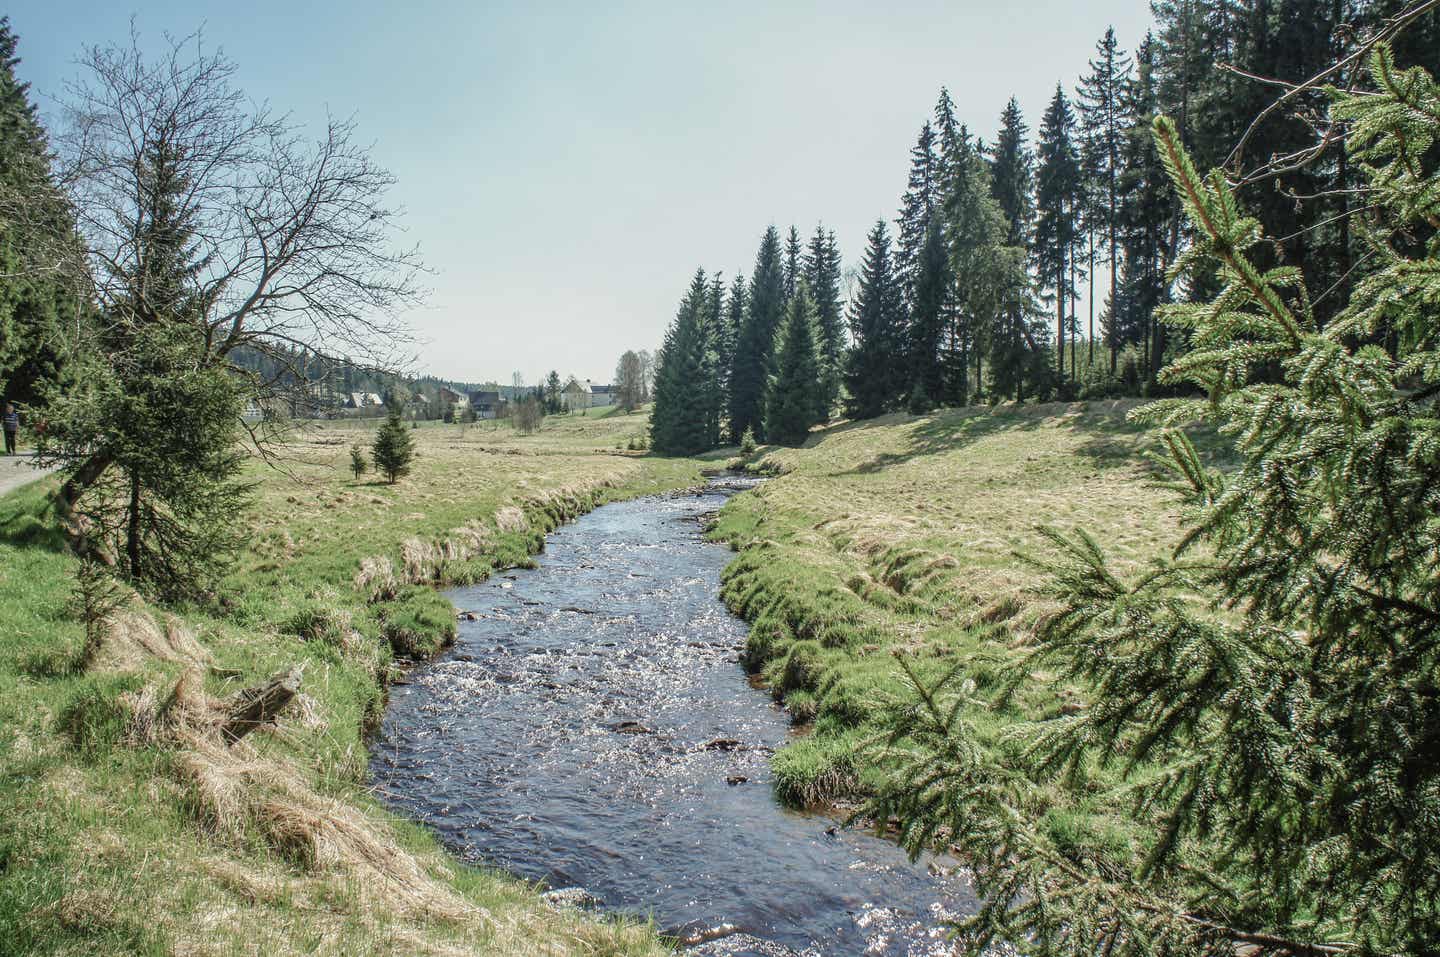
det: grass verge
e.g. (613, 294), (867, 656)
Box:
(710, 400), (1233, 809)
(0, 409), (696, 957)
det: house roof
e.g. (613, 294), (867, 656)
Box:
(590, 384), (615, 394)
(468, 391), (500, 406)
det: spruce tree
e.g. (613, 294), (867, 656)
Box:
(371, 406), (415, 483)
(1035, 84), (1082, 381)
(728, 227), (785, 442)
(803, 226), (844, 417)
(0, 17), (78, 410)
(1115, 33), (1173, 380)
(987, 98), (1045, 401)
(719, 273), (746, 420)
(844, 221), (906, 420)
(764, 281), (824, 446)
(869, 46), (1440, 953)
(897, 120), (941, 303)
(651, 269), (716, 455)
(942, 132), (1022, 407)
(1078, 27), (1132, 374)
(908, 219), (949, 404)
(782, 225), (803, 304)
(699, 272), (726, 447)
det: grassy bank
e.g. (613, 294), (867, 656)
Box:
(0, 408), (696, 957)
(710, 400), (1229, 807)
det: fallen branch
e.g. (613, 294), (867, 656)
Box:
(220, 666), (303, 744)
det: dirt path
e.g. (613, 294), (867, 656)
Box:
(0, 455), (58, 498)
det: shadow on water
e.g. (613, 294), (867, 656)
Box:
(370, 476), (978, 955)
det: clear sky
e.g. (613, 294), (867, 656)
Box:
(8, 1), (1155, 386)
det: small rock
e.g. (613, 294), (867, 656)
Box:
(540, 887), (601, 910)
(611, 721), (653, 735)
(703, 738), (742, 752)
(1059, 701), (1084, 717)
(672, 922), (740, 946)
(726, 775), (748, 786)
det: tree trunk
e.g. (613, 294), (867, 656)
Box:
(127, 469), (141, 577)
(221, 666), (303, 744)
(1088, 230), (1096, 367)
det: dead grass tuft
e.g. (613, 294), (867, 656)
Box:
(494, 505), (528, 533)
(85, 609), (211, 672)
(354, 555), (399, 603)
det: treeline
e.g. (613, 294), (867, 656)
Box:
(650, 1), (1440, 452)
(650, 226), (844, 454)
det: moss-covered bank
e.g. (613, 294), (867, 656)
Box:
(709, 401), (1229, 808)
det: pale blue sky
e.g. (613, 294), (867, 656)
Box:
(9, 1), (1153, 385)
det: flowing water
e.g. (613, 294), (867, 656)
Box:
(370, 476), (977, 955)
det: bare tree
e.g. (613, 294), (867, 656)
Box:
(614, 350), (643, 412)
(636, 349), (655, 404)
(48, 28), (423, 523)
(513, 395), (543, 434)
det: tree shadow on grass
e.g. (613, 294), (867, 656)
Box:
(0, 482), (70, 555)
(822, 400), (1160, 476)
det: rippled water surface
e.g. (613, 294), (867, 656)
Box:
(371, 478), (976, 955)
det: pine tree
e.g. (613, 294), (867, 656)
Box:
(803, 226), (844, 417)
(764, 281), (825, 446)
(1078, 27), (1132, 374)
(371, 406), (415, 483)
(729, 227), (785, 442)
(845, 221), (906, 420)
(349, 444), (367, 480)
(1035, 84), (1082, 382)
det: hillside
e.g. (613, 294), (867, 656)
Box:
(712, 401), (1229, 805)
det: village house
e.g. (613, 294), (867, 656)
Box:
(588, 384), (616, 407)
(437, 386), (468, 408)
(561, 380), (590, 411)
(467, 390), (500, 419)
(345, 392), (385, 413)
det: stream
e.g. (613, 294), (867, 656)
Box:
(370, 476), (977, 955)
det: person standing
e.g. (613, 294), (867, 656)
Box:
(3, 403), (19, 455)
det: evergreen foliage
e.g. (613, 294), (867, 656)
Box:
(867, 45), (1440, 955)
(729, 227), (785, 442)
(1077, 27), (1132, 373)
(651, 269), (718, 455)
(782, 225), (803, 304)
(845, 221), (906, 419)
(803, 226), (845, 416)
(349, 444), (367, 480)
(764, 281), (825, 447)
(0, 18), (80, 411)
(371, 406), (415, 483)
(1035, 84), (1083, 382)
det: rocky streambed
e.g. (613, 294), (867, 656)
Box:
(370, 476), (976, 955)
